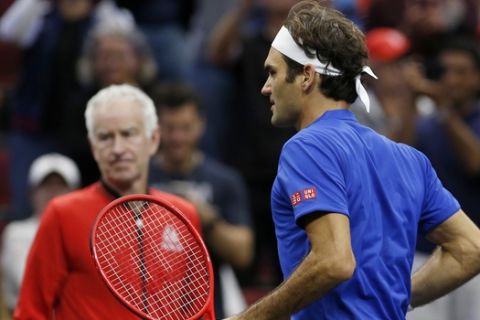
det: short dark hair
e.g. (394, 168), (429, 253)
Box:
(282, 0), (368, 103)
(152, 83), (204, 116)
(439, 36), (480, 71)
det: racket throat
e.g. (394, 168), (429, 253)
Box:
(136, 216), (150, 315)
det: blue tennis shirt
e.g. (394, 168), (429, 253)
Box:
(271, 109), (460, 319)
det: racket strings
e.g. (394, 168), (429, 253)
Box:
(96, 204), (209, 318)
(97, 213), (209, 296)
(94, 201), (210, 319)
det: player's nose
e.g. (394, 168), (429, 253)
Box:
(261, 81), (271, 96)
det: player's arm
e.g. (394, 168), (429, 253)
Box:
(226, 212), (355, 320)
(411, 209), (480, 307)
(13, 203), (69, 319)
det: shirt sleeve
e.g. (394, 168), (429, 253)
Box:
(277, 136), (349, 224)
(419, 155), (460, 235)
(14, 203), (69, 319)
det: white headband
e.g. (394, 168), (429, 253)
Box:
(272, 26), (377, 112)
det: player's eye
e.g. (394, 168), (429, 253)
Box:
(97, 132), (112, 141)
(122, 128), (139, 138)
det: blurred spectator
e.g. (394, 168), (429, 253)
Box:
(351, 27), (416, 142)
(208, 0), (299, 287)
(186, 0), (238, 158)
(333, 0), (365, 29)
(0, 0), (131, 220)
(77, 17), (155, 88)
(366, 0), (478, 62)
(386, 35), (480, 320)
(63, 18), (156, 186)
(366, 0), (477, 34)
(150, 83), (254, 318)
(113, 0), (196, 81)
(400, 36), (480, 225)
(188, 0), (238, 57)
(0, 153), (80, 313)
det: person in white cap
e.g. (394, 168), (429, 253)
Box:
(225, 1), (480, 319)
(0, 153), (80, 312)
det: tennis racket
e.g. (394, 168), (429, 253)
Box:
(90, 194), (215, 320)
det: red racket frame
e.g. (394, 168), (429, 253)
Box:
(90, 194), (216, 320)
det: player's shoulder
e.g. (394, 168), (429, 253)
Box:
(394, 140), (429, 163)
(282, 125), (336, 154)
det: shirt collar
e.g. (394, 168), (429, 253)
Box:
(318, 109), (357, 122)
(100, 179), (150, 199)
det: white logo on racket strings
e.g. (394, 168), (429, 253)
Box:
(135, 218), (143, 229)
(161, 225), (183, 252)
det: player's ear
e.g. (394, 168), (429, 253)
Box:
(149, 125), (161, 155)
(88, 135), (100, 163)
(302, 64), (317, 92)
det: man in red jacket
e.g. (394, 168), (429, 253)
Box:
(14, 84), (201, 319)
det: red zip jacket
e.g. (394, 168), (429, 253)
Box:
(14, 182), (201, 319)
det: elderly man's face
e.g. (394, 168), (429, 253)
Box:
(90, 98), (159, 189)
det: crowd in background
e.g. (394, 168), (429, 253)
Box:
(0, 0), (479, 318)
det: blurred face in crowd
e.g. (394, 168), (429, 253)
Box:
(439, 50), (480, 105)
(403, 0), (446, 36)
(32, 174), (72, 214)
(94, 36), (140, 87)
(58, 0), (94, 21)
(90, 99), (159, 189)
(159, 104), (204, 163)
(262, 48), (303, 128)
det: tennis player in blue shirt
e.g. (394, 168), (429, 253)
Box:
(226, 1), (480, 319)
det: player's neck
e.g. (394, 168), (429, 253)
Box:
(297, 95), (349, 130)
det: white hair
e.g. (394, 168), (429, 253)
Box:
(85, 84), (158, 140)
